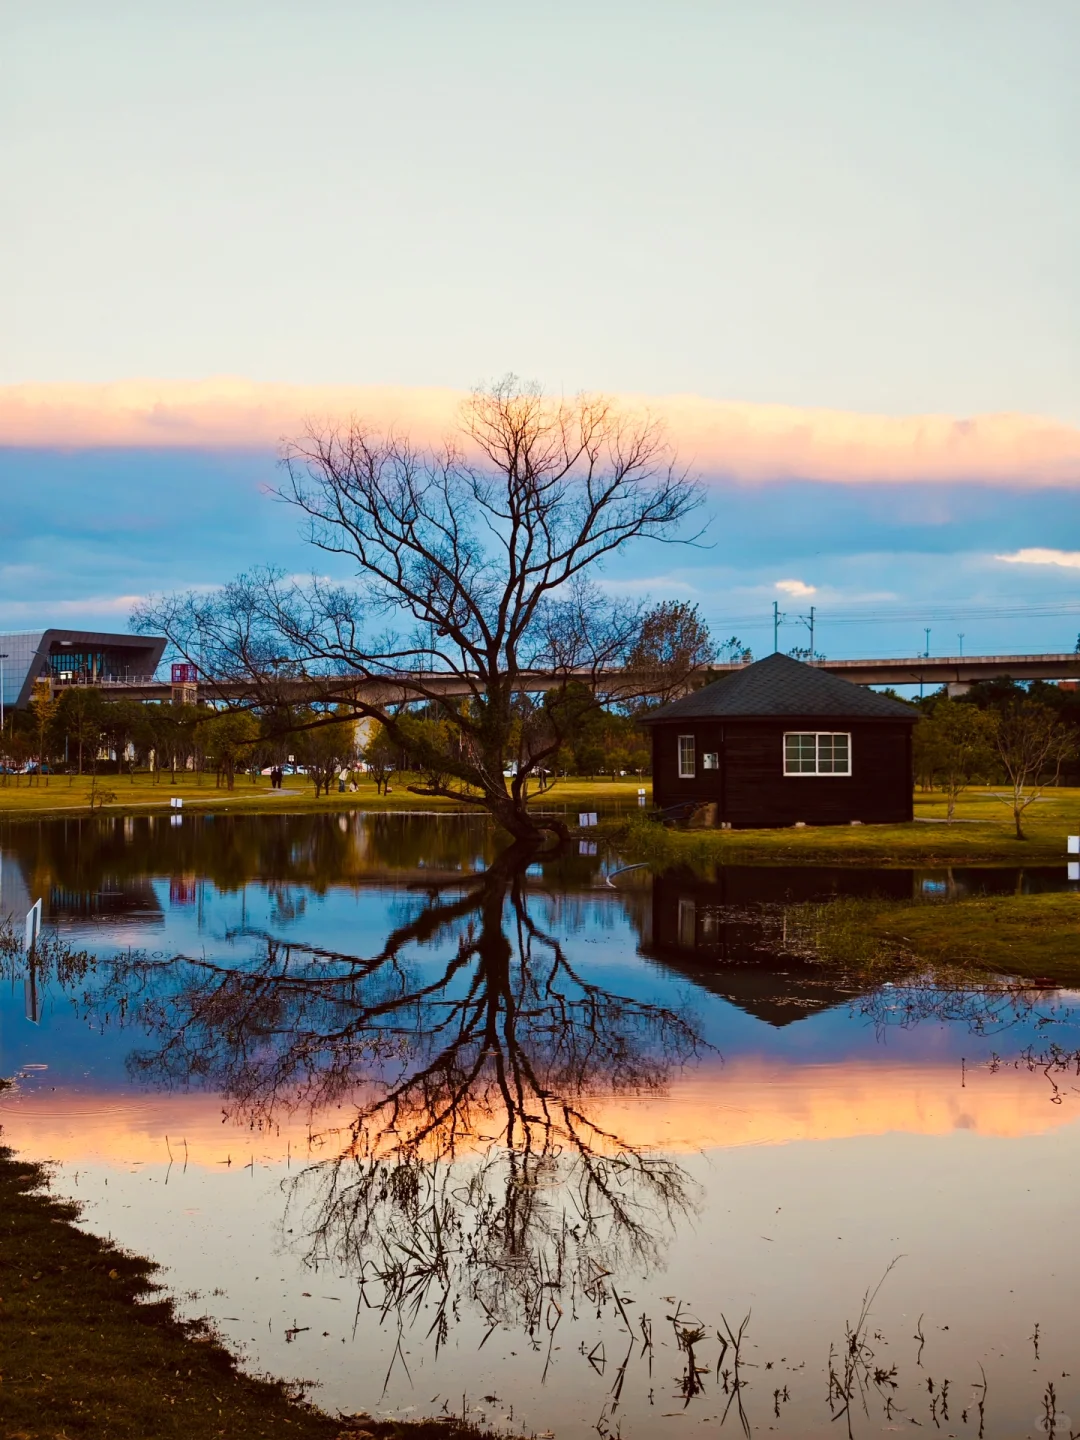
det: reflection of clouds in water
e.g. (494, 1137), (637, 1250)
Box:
(27, 846), (705, 1359)
(7, 1053), (1080, 1167)
(6, 821), (1080, 1433)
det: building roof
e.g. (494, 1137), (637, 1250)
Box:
(640, 652), (919, 724)
(0, 629), (167, 709)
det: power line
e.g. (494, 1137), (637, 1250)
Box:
(700, 599), (1080, 629)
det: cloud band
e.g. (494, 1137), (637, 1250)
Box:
(2, 379), (1078, 486)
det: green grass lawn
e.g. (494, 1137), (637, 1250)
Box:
(3, 774), (1077, 870)
(869, 892), (1080, 983)
(613, 786), (1080, 867)
(0, 771), (650, 822)
(779, 891), (1080, 987)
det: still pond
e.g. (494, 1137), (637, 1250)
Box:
(2, 811), (1080, 1438)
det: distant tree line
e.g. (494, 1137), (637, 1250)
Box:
(0, 685), (359, 796)
(913, 679), (1079, 836)
(0, 603), (729, 796)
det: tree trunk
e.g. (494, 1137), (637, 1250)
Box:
(485, 772), (567, 846)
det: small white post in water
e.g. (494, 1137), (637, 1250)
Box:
(24, 897), (43, 1024)
(24, 897), (42, 955)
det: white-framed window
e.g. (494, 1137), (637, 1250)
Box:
(678, 734), (696, 778)
(783, 731), (851, 776)
(703, 752), (718, 770)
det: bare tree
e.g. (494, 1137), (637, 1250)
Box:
(134, 379), (700, 843)
(992, 700), (1075, 839)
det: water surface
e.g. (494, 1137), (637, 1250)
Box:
(2, 812), (1079, 1438)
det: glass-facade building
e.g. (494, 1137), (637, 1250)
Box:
(0, 630), (167, 711)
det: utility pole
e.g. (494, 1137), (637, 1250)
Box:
(958, 633), (965, 657)
(0, 652), (7, 736)
(773, 601), (786, 653)
(800, 605), (816, 661)
(924, 627), (931, 658)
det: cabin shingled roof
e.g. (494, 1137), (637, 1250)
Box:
(640, 652), (919, 724)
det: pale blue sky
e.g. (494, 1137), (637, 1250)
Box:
(4, 0), (1077, 416)
(2, 2), (1079, 660)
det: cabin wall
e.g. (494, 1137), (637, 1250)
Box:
(650, 718), (914, 826)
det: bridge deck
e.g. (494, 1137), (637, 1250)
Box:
(39, 652), (1080, 704)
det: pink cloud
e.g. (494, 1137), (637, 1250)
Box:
(1, 378), (1078, 486)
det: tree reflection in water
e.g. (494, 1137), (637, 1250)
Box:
(75, 843), (708, 1370)
(5, 854), (1079, 1427)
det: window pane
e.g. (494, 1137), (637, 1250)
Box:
(817, 733), (850, 774)
(703, 752), (718, 770)
(678, 735), (695, 777)
(784, 733), (816, 773)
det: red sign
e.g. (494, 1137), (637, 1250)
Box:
(171, 663), (198, 684)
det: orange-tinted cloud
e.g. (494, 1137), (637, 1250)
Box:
(2, 1056), (1073, 1170)
(1, 378), (1078, 486)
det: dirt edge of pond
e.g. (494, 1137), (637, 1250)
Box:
(0, 1130), (518, 1440)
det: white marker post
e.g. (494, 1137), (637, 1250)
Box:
(24, 898), (42, 1024)
(1068, 836), (1079, 854)
(24, 897), (42, 955)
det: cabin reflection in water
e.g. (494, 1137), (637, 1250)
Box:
(642, 867), (913, 1026)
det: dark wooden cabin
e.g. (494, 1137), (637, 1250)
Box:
(642, 652), (917, 827)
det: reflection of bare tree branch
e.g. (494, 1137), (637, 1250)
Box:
(69, 844), (705, 1358)
(854, 979), (1064, 1039)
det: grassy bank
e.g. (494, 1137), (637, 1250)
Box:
(0, 1134), (510, 1440)
(778, 891), (1080, 987)
(0, 771), (649, 823)
(613, 787), (1080, 867)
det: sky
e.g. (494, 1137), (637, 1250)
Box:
(2, 1), (1079, 662)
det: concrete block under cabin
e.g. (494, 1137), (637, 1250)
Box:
(641, 652), (918, 829)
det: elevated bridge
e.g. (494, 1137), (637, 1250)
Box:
(793, 652), (1080, 691)
(46, 651), (1080, 705)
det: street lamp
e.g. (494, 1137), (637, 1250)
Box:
(0, 653), (8, 736)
